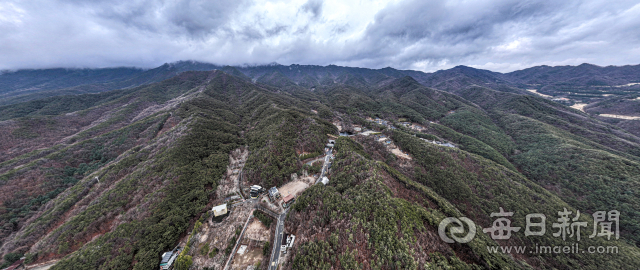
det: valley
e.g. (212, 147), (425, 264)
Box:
(0, 63), (639, 269)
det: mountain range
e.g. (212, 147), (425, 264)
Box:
(1, 61), (640, 269)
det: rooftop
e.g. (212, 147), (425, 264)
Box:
(212, 204), (228, 216)
(283, 194), (295, 203)
(321, 176), (329, 185)
(160, 252), (174, 264)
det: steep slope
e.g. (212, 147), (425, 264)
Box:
(2, 63), (640, 269)
(0, 71), (218, 266)
(317, 76), (640, 250)
(1, 62), (437, 106)
(580, 94), (640, 137)
(0, 68), (144, 105)
(503, 63), (640, 101)
(0, 61), (225, 106)
(236, 64), (428, 89)
(285, 137), (519, 270)
(0, 69), (341, 269)
(505, 63), (640, 87)
(449, 85), (640, 245)
(331, 77), (517, 168)
(419, 65), (510, 92)
(6, 61), (640, 107)
(285, 134), (640, 269)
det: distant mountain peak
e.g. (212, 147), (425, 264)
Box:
(378, 75), (423, 93)
(399, 75), (419, 83)
(578, 63), (600, 67)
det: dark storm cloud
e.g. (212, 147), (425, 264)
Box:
(331, 0), (640, 71)
(346, 0), (571, 67)
(1, 0), (639, 71)
(300, 0), (323, 19)
(76, 0), (247, 37)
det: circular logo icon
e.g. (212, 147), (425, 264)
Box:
(438, 217), (476, 243)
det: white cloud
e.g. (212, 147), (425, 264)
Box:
(0, 0), (639, 72)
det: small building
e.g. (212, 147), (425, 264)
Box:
(287, 235), (296, 248)
(250, 185), (265, 198)
(282, 194), (295, 207)
(250, 185), (264, 193)
(321, 176), (329, 185)
(212, 204), (228, 217)
(160, 247), (181, 270)
(268, 187), (280, 200)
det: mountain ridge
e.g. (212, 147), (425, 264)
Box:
(4, 60), (640, 107)
(1, 66), (640, 269)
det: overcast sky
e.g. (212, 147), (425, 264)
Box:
(1, 0), (640, 72)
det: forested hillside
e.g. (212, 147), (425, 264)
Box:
(1, 64), (640, 269)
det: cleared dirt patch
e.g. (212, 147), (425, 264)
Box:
(599, 114), (640, 120)
(245, 220), (270, 242)
(391, 148), (412, 160)
(571, 103), (588, 112)
(615, 83), (640, 87)
(278, 181), (309, 198)
(190, 203), (254, 269)
(527, 89), (553, 98)
(231, 244), (263, 270)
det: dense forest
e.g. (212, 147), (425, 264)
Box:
(0, 63), (640, 269)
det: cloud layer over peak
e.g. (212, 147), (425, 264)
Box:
(1, 0), (639, 72)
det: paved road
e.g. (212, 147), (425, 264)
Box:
(304, 155), (325, 166)
(268, 210), (288, 270)
(267, 148), (331, 268)
(315, 148), (333, 184)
